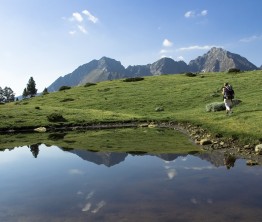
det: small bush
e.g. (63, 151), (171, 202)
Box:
(60, 98), (74, 102)
(84, 82), (97, 87)
(123, 77), (144, 82)
(206, 99), (241, 112)
(155, 107), (164, 112)
(206, 102), (225, 112)
(127, 151), (147, 155)
(47, 113), (66, 122)
(42, 87), (49, 95)
(59, 86), (71, 91)
(48, 133), (67, 140)
(228, 68), (240, 73)
(185, 72), (197, 77)
(98, 88), (110, 92)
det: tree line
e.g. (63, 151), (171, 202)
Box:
(1, 76), (48, 103)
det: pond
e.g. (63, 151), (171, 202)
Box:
(0, 144), (261, 222)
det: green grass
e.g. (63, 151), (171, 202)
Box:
(1, 70), (262, 144)
(0, 128), (199, 154)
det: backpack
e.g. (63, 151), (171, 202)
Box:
(224, 85), (234, 100)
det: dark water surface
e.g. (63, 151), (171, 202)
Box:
(0, 145), (261, 222)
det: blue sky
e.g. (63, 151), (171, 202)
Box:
(1, 0), (262, 95)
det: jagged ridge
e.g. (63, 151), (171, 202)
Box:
(48, 47), (258, 92)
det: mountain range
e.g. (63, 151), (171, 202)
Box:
(63, 149), (226, 168)
(66, 149), (185, 167)
(47, 47), (259, 92)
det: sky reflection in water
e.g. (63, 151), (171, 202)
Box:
(0, 145), (261, 222)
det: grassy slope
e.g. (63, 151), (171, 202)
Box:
(0, 70), (261, 143)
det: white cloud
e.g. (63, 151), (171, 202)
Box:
(69, 30), (76, 35)
(82, 10), (99, 24)
(160, 49), (168, 54)
(78, 25), (88, 34)
(177, 56), (185, 61)
(185, 9), (208, 18)
(239, 35), (262, 43)
(66, 9), (98, 35)
(91, 201), (106, 214)
(82, 203), (92, 212)
(163, 38), (173, 47)
(177, 45), (220, 51)
(72, 12), (84, 22)
(86, 191), (95, 200)
(185, 10), (195, 18)
(167, 169), (177, 179)
(200, 10), (208, 16)
(69, 169), (84, 175)
(161, 55), (173, 59)
(160, 49), (174, 54)
(190, 198), (198, 204)
(184, 166), (214, 170)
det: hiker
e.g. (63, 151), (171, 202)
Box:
(222, 82), (234, 115)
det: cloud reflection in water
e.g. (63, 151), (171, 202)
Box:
(68, 169), (85, 175)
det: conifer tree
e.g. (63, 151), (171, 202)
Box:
(22, 88), (28, 99)
(26, 77), (37, 97)
(42, 87), (49, 95)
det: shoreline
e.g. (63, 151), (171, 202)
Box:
(0, 120), (261, 165)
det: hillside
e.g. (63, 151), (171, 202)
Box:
(47, 48), (258, 92)
(1, 70), (262, 145)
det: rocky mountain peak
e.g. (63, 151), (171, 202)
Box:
(150, 57), (189, 75)
(209, 47), (226, 53)
(97, 57), (124, 70)
(189, 47), (257, 72)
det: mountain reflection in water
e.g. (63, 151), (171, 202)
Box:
(0, 145), (261, 222)
(4, 143), (232, 168)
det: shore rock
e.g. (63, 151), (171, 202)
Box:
(34, 127), (47, 133)
(255, 144), (262, 155)
(200, 139), (212, 145)
(246, 160), (258, 166)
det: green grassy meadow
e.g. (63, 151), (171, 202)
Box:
(0, 70), (261, 145)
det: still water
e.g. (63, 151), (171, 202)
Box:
(0, 145), (261, 222)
